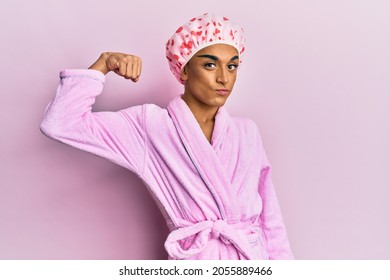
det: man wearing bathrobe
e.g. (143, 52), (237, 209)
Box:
(40, 13), (293, 260)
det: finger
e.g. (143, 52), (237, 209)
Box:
(129, 57), (138, 80)
(125, 57), (136, 82)
(106, 56), (119, 72)
(125, 58), (134, 79)
(136, 58), (142, 80)
(129, 57), (141, 82)
(118, 59), (127, 76)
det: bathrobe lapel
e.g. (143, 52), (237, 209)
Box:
(167, 96), (240, 222)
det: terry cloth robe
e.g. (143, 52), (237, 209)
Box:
(40, 69), (294, 260)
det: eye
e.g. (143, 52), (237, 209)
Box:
(228, 64), (239, 70)
(203, 62), (217, 69)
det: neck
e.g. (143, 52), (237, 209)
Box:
(181, 94), (218, 125)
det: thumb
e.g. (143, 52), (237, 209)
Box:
(106, 57), (120, 72)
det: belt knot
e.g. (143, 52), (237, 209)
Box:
(211, 219), (231, 244)
(211, 219), (224, 239)
(164, 219), (255, 259)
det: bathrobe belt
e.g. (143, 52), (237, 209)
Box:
(164, 219), (258, 259)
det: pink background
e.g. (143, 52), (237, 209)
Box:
(1, 0), (389, 259)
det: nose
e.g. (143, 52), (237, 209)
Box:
(216, 67), (229, 85)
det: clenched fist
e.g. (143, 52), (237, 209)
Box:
(89, 52), (142, 82)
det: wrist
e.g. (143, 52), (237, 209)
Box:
(88, 52), (110, 75)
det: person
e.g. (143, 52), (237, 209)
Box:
(40, 13), (293, 260)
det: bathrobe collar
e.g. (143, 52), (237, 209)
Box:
(167, 95), (240, 222)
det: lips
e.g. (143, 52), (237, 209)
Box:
(216, 89), (229, 96)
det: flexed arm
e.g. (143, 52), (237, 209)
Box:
(40, 53), (148, 175)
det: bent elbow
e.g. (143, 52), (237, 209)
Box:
(39, 115), (68, 141)
(39, 117), (57, 139)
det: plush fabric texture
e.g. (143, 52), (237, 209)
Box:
(40, 69), (293, 260)
(165, 13), (246, 84)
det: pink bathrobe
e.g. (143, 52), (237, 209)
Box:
(40, 69), (293, 260)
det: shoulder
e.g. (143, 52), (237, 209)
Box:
(230, 116), (259, 134)
(229, 116), (264, 146)
(116, 103), (167, 128)
(120, 103), (166, 118)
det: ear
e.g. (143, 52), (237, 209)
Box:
(180, 65), (189, 81)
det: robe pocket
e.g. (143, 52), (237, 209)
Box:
(247, 228), (261, 245)
(246, 228), (269, 259)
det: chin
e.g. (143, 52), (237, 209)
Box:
(209, 95), (229, 107)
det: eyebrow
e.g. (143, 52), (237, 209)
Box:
(196, 54), (239, 62)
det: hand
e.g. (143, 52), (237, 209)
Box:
(89, 52), (142, 82)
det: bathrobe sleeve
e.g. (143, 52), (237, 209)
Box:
(257, 131), (294, 260)
(40, 69), (147, 175)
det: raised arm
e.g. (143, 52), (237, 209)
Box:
(40, 53), (148, 175)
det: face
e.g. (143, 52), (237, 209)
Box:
(181, 44), (239, 109)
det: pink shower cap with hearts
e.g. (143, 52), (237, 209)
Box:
(165, 13), (246, 84)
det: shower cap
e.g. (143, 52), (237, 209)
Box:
(165, 13), (246, 84)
